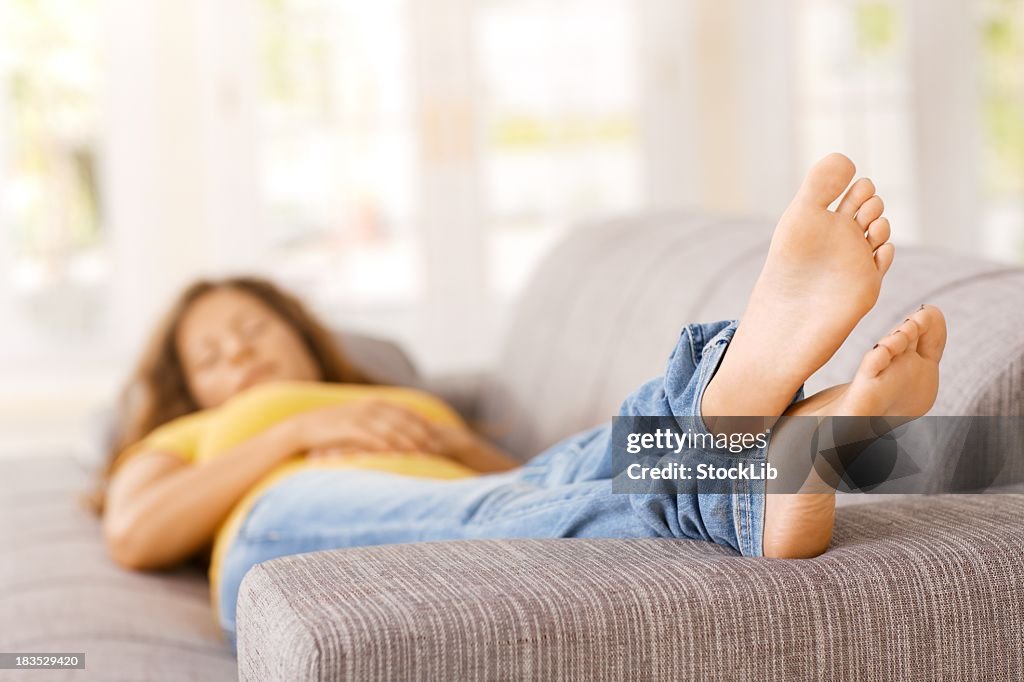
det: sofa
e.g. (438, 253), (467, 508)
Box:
(2, 212), (1022, 680)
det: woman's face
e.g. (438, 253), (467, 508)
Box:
(176, 287), (322, 409)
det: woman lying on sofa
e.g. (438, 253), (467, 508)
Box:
(96, 153), (946, 650)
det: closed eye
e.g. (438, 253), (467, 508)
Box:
(241, 317), (269, 338)
(194, 347), (220, 369)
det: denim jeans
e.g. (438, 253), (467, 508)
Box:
(217, 320), (801, 649)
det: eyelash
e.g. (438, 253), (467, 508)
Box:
(242, 319), (267, 337)
(193, 318), (267, 368)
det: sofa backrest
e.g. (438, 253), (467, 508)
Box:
(478, 213), (1024, 482)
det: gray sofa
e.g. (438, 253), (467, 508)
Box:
(2, 213), (1023, 680)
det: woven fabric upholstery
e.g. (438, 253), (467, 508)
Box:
(335, 330), (420, 388)
(0, 456), (237, 681)
(237, 213), (1024, 681)
(237, 492), (1024, 681)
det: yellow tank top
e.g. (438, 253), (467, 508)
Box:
(117, 381), (477, 620)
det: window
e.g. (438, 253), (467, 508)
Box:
(0, 0), (105, 340)
(980, 0), (1024, 262)
(795, 0), (917, 240)
(257, 0), (420, 307)
(475, 0), (643, 296)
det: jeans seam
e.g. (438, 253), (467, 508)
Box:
(693, 347), (724, 435)
(743, 481), (752, 556)
(686, 321), (738, 436)
(684, 325), (703, 367)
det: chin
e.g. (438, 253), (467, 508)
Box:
(240, 374), (304, 393)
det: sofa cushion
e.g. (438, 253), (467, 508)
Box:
(236, 490), (1024, 681)
(0, 455), (236, 680)
(479, 214), (1024, 468)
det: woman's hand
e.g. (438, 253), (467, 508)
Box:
(430, 423), (519, 472)
(285, 398), (444, 457)
(284, 398), (519, 472)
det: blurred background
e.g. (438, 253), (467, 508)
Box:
(0, 0), (1022, 454)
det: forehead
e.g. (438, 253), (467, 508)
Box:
(178, 288), (269, 338)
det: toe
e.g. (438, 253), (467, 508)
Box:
(859, 343), (893, 378)
(893, 316), (921, 351)
(797, 152), (856, 208)
(874, 243), (895, 275)
(856, 195), (885, 229)
(911, 305), (947, 361)
(879, 327), (910, 356)
(837, 178), (876, 217)
(866, 218), (891, 250)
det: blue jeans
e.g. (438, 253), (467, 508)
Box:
(217, 320), (800, 649)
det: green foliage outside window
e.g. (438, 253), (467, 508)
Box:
(981, 0), (1024, 197)
(2, 0), (101, 261)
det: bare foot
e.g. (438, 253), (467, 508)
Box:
(702, 153), (895, 422)
(761, 305), (947, 559)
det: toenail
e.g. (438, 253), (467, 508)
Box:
(872, 344), (879, 349)
(918, 304), (926, 310)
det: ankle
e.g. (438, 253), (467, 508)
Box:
(701, 366), (801, 427)
(763, 493), (835, 559)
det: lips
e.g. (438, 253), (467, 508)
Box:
(239, 362), (276, 390)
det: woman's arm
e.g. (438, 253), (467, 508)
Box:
(103, 421), (301, 571)
(297, 400), (519, 473)
(435, 425), (519, 473)
(103, 397), (449, 571)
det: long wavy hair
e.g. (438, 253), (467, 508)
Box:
(86, 276), (369, 513)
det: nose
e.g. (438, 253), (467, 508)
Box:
(223, 331), (254, 364)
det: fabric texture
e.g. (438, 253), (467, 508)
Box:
(237, 491), (1024, 681)
(0, 455), (238, 681)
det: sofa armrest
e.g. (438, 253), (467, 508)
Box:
(236, 494), (1024, 681)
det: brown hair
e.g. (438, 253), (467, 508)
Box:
(87, 276), (369, 513)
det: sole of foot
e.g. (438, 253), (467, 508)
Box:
(761, 304), (947, 559)
(702, 153), (896, 423)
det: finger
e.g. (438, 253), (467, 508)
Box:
(372, 404), (442, 451)
(306, 447), (325, 459)
(306, 446), (344, 459)
(333, 431), (394, 453)
(380, 426), (423, 453)
(361, 417), (423, 452)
